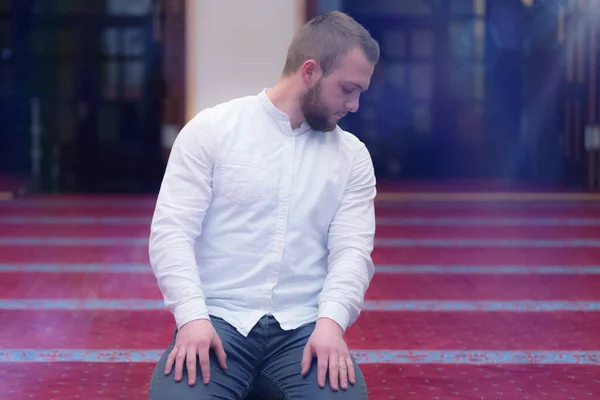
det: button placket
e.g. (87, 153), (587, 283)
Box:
(266, 130), (296, 297)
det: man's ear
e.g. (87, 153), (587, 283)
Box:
(300, 59), (321, 84)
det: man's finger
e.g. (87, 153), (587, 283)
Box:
(212, 338), (228, 370)
(328, 353), (339, 391)
(174, 349), (186, 382)
(186, 347), (197, 385)
(198, 346), (211, 384)
(301, 343), (313, 376)
(164, 346), (178, 375)
(317, 350), (329, 388)
(346, 355), (356, 385)
(339, 355), (349, 390)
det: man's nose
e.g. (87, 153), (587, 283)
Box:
(346, 98), (360, 113)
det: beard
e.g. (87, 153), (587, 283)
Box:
(300, 80), (338, 132)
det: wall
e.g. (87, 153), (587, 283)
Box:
(185, 0), (306, 120)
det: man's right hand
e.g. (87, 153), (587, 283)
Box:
(164, 318), (228, 385)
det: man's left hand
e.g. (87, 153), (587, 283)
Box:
(301, 317), (355, 391)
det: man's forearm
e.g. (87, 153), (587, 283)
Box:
(150, 230), (209, 329)
(318, 250), (374, 332)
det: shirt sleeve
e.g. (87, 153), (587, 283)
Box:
(148, 114), (217, 329)
(318, 144), (377, 332)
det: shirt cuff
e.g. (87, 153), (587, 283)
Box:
(173, 297), (210, 329)
(318, 301), (351, 332)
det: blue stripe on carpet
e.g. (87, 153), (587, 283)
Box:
(3, 216), (600, 226)
(3, 237), (600, 247)
(2, 199), (599, 208)
(0, 264), (152, 272)
(0, 238), (148, 246)
(361, 300), (600, 311)
(0, 349), (598, 364)
(375, 265), (600, 274)
(375, 202), (600, 209)
(2, 263), (600, 275)
(0, 216), (150, 225)
(375, 238), (600, 247)
(0, 199), (156, 207)
(376, 217), (600, 226)
(2, 299), (600, 311)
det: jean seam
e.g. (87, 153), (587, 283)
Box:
(259, 371), (289, 400)
(239, 378), (254, 399)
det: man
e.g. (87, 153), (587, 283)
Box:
(148, 10), (380, 399)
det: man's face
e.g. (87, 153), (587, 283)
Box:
(300, 48), (374, 132)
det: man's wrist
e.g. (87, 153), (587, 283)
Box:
(317, 301), (350, 332)
(316, 317), (344, 334)
(173, 297), (209, 329)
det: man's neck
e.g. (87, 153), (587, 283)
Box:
(266, 79), (305, 130)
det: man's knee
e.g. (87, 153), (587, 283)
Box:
(148, 344), (208, 400)
(259, 320), (368, 399)
(148, 365), (205, 400)
(148, 317), (259, 399)
(308, 360), (368, 399)
(257, 357), (368, 399)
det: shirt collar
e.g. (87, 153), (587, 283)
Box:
(257, 89), (312, 136)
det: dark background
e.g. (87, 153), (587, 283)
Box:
(1, 0), (598, 193)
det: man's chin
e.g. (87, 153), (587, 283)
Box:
(306, 118), (337, 132)
(321, 121), (339, 132)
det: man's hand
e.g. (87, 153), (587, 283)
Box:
(300, 317), (355, 391)
(164, 318), (227, 386)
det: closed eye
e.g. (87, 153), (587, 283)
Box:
(341, 82), (366, 94)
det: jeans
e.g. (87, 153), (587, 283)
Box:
(148, 315), (368, 399)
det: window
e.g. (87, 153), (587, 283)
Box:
(384, 62), (407, 88)
(0, 21), (8, 49)
(382, 30), (406, 59)
(449, 20), (486, 59)
(346, 0), (433, 16)
(124, 61), (145, 99)
(456, 103), (485, 143)
(450, 63), (485, 99)
(101, 27), (147, 99)
(411, 30), (434, 58)
(106, 0), (152, 16)
(413, 103), (432, 134)
(449, 0), (486, 16)
(410, 63), (433, 100)
(0, 65), (15, 98)
(447, 0), (487, 143)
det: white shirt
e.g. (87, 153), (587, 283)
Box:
(149, 89), (376, 337)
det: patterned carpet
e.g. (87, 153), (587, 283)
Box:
(1, 194), (599, 399)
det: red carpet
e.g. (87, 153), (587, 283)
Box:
(1, 194), (599, 399)
(2, 271), (600, 301)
